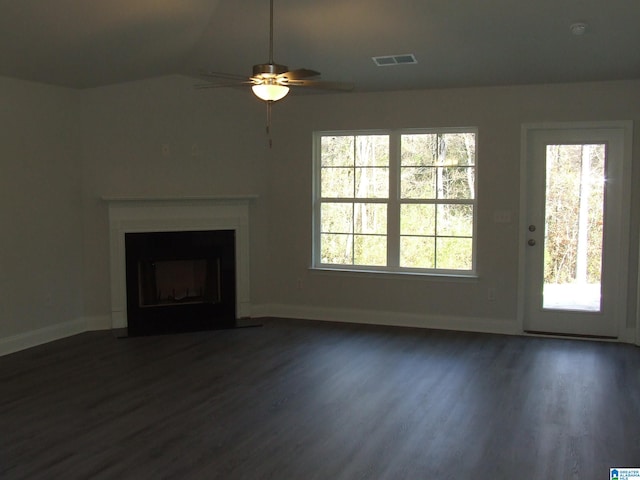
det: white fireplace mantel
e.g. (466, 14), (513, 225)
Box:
(105, 195), (256, 329)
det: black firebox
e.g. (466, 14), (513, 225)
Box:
(125, 230), (236, 336)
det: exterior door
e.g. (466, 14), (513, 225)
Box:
(522, 123), (630, 338)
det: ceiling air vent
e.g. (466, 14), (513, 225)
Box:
(372, 54), (417, 67)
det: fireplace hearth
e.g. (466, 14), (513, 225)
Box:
(125, 230), (236, 336)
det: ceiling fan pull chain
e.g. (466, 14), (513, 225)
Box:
(267, 101), (273, 148)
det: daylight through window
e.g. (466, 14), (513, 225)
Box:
(314, 129), (477, 274)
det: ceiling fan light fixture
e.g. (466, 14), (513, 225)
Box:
(252, 83), (290, 102)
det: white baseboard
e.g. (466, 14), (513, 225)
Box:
(3, 306), (633, 357)
(619, 326), (638, 345)
(0, 315), (113, 357)
(85, 315), (112, 331)
(0, 318), (87, 357)
(251, 303), (519, 336)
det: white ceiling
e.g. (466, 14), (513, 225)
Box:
(0, 0), (638, 91)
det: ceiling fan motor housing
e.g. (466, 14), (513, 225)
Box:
(253, 63), (288, 77)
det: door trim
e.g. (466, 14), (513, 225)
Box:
(517, 121), (634, 342)
(637, 239), (640, 346)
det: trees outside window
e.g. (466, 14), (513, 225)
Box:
(314, 129), (477, 274)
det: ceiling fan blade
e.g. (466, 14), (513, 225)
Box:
(198, 70), (249, 81)
(194, 81), (252, 89)
(280, 68), (321, 80)
(289, 79), (355, 91)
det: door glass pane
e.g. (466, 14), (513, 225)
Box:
(543, 144), (605, 311)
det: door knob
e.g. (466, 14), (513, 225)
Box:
(528, 239), (536, 246)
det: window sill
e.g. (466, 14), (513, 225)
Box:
(309, 266), (479, 282)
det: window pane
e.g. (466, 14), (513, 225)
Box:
(321, 203), (353, 233)
(401, 204), (435, 235)
(401, 167), (436, 199)
(356, 167), (389, 198)
(440, 133), (476, 166)
(356, 136), (389, 167)
(321, 233), (353, 264)
(401, 134), (437, 166)
(543, 144), (605, 311)
(436, 237), (472, 270)
(315, 130), (476, 273)
(437, 204), (473, 236)
(400, 236), (435, 268)
(440, 167), (475, 199)
(354, 203), (387, 234)
(354, 235), (386, 266)
(321, 167), (353, 198)
(321, 136), (354, 167)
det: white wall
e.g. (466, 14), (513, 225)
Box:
(1, 75), (639, 354)
(0, 76), (83, 352)
(264, 80), (640, 333)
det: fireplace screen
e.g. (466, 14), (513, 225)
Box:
(137, 258), (221, 307)
(125, 229), (236, 335)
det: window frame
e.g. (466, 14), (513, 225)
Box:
(312, 127), (478, 276)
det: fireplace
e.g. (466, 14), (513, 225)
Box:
(106, 196), (254, 334)
(125, 230), (236, 335)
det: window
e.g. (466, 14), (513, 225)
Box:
(313, 129), (477, 274)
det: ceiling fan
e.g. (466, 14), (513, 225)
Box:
(197, 0), (354, 142)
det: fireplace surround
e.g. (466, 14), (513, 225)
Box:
(106, 196), (255, 333)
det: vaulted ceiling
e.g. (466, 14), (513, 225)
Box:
(0, 0), (638, 92)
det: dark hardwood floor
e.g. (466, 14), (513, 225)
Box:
(1, 318), (639, 479)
